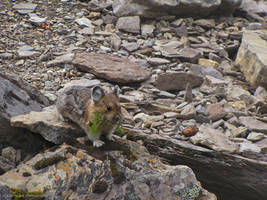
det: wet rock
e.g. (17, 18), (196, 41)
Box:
(190, 125), (238, 153)
(113, 0), (221, 18)
(13, 2), (37, 14)
(155, 72), (203, 91)
(11, 108), (85, 144)
(235, 31), (267, 89)
(239, 117), (267, 134)
(72, 52), (151, 83)
(116, 16), (140, 34)
(247, 132), (265, 142)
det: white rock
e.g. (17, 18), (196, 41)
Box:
(75, 17), (94, 28)
(239, 141), (261, 153)
(247, 132), (265, 142)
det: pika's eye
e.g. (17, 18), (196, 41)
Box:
(107, 105), (112, 111)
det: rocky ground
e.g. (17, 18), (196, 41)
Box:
(0, 0), (267, 200)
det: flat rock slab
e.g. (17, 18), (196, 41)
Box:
(235, 30), (267, 89)
(10, 108), (85, 144)
(239, 116), (267, 134)
(72, 53), (152, 83)
(155, 72), (203, 91)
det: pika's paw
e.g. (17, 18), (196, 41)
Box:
(93, 140), (105, 147)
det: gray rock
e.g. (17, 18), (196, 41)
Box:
(239, 141), (261, 153)
(78, 27), (95, 35)
(141, 24), (155, 35)
(247, 132), (265, 142)
(72, 52), (151, 83)
(190, 64), (223, 79)
(238, 0), (267, 17)
(116, 16), (140, 33)
(10, 108), (85, 144)
(206, 102), (227, 122)
(0, 141), (214, 200)
(0, 185), (12, 200)
(190, 125), (238, 153)
(17, 50), (40, 58)
(194, 19), (216, 29)
(1, 147), (17, 163)
(247, 23), (263, 30)
(13, 2), (37, 14)
(121, 42), (139, 52)
(0, 156), (15, 174)
(0, 73), (51, 152)
(75, 17), (94, 28)
(113, 0), (222, 18)
(47, 53), (74, 66)
(28, 13), (47, 24)
(216, 0), (242, 16)
(155, 72), (203, 91)
(0, 53), (13, 59)
(147, 57), (170, 66)
(239, 116), (267, 134)
(235, 31), (267, 89)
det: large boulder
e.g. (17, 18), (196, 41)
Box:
(235, 31), (267, 89)
(112, 0), (241, 18)
(0, 73), (52, 153)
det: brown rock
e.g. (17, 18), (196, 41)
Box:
(155, 72), (203, 91)
(116, 16), (140, 33)
(182, 125), (199, 137)
(198, 58), (219, 68)
(72, 53), (151, 83)
(206, 102), (227, 121)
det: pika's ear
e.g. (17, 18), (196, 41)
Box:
(113, 85), (120, 99)
(92, 86), (104, 102)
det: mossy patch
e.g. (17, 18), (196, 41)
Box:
(34, 156), (66, 170)
(89, 112), (104, 136)
(10, 188), (45, 200)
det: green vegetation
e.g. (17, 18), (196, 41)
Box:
(10, 188), (45, 200)
(90, 112), (104, 136)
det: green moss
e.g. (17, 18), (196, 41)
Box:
(10, 188), (45, 200)
(89, 112), (104, 136)
(109, 158), (125, 184)
(34, 156), (66, 170)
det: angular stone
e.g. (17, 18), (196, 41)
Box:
(147, 57), (170, 66)
(13, 2), (37, 14)
(178, 104), (197, 120)
(198, 58), (219, 68)
(78, 27), (95, 35)
(10, 108), (85, 144)
(239, 141), (261, 153)
(72, 52), (151, 83)
(47, 53), (75, 66)
(239, 117), (267, 134)
(17, 50), (40, 58)
(206, 102), (227, 121)
(190, 125), (238, 153)
(194, 19), (216, 29)
(155, 72), (203, 91)
(75, 17), (94, 28)
(121, 42), (139, 52)
(116, 16), (140, 34)
(113, 0), (221, 18)
(190, 64), (223, 79)
(141, 24), (155, 35)
(28, 13), (47, 24)
(247, 132), (265, 142)
(235, 31), (267, 89)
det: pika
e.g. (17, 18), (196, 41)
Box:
(56, 85), (121, 147)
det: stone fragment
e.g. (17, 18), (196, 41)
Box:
(238, 0), (267, 18)
(113, 0), (222, 18)
(190, 64), (223, 79)
(0, 156), (15, 174)
(255, 138), (267, 153)
(78, 27), (95, 35)
(147, 57), (170, 66)
(121, 42), (139, 52)
(178, 104), (197, 120)
(247, 23), (262, 30)
(206, 102), (227, 121)
(17, 50), (40, 58)
(1, 147), (17, 163)
(0, 52), (13, 59)
(13, 2), (37, 14)
(198, 58), (219, 68)
(226, 85), (253, 103)
(10, 108), (85, 144)
(47, 53), (75, 66)
(235, 31), (267, 89)
(182, 125), (199, 137)
(141, 24), (155, 35)
(205, 75), (228, 86)
(75, 17), (94, 28)
(28, 13), (47, 24)
(155, 72), (203, 91)
(72, 52), (151, 83)
(239, 141), (261, 153)
(239, 117), (267, 134)
(190, 125), (238, 153)
(194, 19), (215, 29)
(247, 132), (265, 142)
(164, 112), (180, 118)
(116, 16), (140, 33)
(111, 34), (121, 50)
